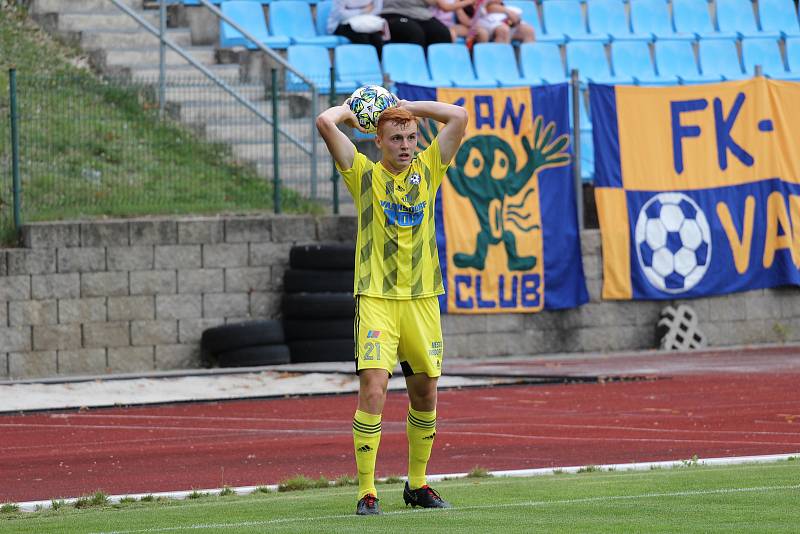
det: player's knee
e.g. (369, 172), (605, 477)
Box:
(359, 376), (388, 411)
(409, 385), (437, 411)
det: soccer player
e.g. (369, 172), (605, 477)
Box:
(316, 97), (467, 515)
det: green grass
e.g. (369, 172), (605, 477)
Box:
(0, 5), (323, 243)
(3, 462), (798, 533)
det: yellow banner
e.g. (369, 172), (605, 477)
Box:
(616, 79), (800, 191)
(437, 87), (550, 313)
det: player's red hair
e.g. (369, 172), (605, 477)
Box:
(376, 107), (417, 137)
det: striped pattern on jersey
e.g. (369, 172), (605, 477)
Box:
(338, 139), (449, 300)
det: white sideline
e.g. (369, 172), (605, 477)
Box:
(14, 452), (799, 512)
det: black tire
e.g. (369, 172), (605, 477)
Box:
(201, 320), (284, 355)
(283, 318), (353, 341)
(217, 344), (291, 367)
(282, 292), (355, 319)
(290, 243), (355, 270)
(283, 269), (354, 294)
(289, 339), (355, 363)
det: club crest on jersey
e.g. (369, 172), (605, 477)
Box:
(367, 330), (381, 339)
(408, 172), (421, 185)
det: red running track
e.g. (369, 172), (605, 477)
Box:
(2, 373), (800, 502)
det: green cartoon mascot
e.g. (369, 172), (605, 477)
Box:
(447, 117), (570, 270)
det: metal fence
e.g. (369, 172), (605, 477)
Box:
(0, 67), (350, 242)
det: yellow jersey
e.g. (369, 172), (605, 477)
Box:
(338, 138), (449, 299)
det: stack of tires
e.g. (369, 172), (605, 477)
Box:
(200, 320), (290, 367)
(283, 243), (356, 363)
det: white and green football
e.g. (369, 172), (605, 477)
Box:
(348, 85), (398, 133)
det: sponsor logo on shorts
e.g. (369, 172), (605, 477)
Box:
(428, 340), (443, 357)
(367, 330), (381, 339)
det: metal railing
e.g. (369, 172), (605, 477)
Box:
(1, 67), (347, 243)
(109, 0), (321, 199)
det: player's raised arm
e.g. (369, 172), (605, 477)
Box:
(396, 100), (468, 165)
(315, 104), (362, 171)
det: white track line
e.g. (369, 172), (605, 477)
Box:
(14, 452), (799, 513)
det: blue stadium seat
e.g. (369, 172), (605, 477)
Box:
(473, 43), (525, 86)
(630, 0), (694, 42)
(672, 0), (737, 41)
(716, 0), (782, 40)
(504, 0), (563, 44)
(542, 0), (609, 42)
(587, 0), (652, 42)
(180, 1), (224, 5)
(611, 41), (666, 85)
(566, 41), (635, 84)
(519, 42), (567, 84)
(580, 130), (594, 183)
(765, 36), (800, 79)
(741, 38), (788, 78)
(269, 0), (340, 48)
(381, 43), (444, 87)
(759, 0), (800, 39)
(654, 39), (719, 84)
(286, 44), (357, 93)
(334, 44), (383, 87)
(697, 39), (748, 80)
(219, 1), (290, 49)
(427, 43), (498, 88)
(315, 1), (349, 44)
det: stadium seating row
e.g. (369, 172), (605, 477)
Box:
(211, 0), (800, 50)
(287, 39), (800, 95)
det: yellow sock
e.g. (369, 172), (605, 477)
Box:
(353, 409), (381, 499)
(407, 406), (436, 490)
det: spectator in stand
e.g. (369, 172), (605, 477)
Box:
(458, 0), (534, 46)
(432, 0), (486, 43)
(328, 0), (389, 59)
(381, 0), (453, 49)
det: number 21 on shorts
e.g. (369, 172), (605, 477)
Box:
(362, 341), (381, 360)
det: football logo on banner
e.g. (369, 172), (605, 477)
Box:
(634, 193), (712, 294)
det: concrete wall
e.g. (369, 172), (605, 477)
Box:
(2, 215), (799, 380)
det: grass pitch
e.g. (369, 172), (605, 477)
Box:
(3, 460), (798, 533)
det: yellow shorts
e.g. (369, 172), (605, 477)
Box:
(354, 295), (444, 378)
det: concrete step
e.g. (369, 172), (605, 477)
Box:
(232, 142), (328, 163)
(102, 46), (217, 67)
(79, 28), (192, 49)
(207, 128), (318, 147)
(129, 64), (241, 83)
(163, 83), (267, 104)
(204, 120), (283, 143)
(55, 11), (160, 32)
(31, 0), (143, 14)
(175, 99), (277, 122)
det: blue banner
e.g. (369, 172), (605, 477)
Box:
(397, 83), (588, 313)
